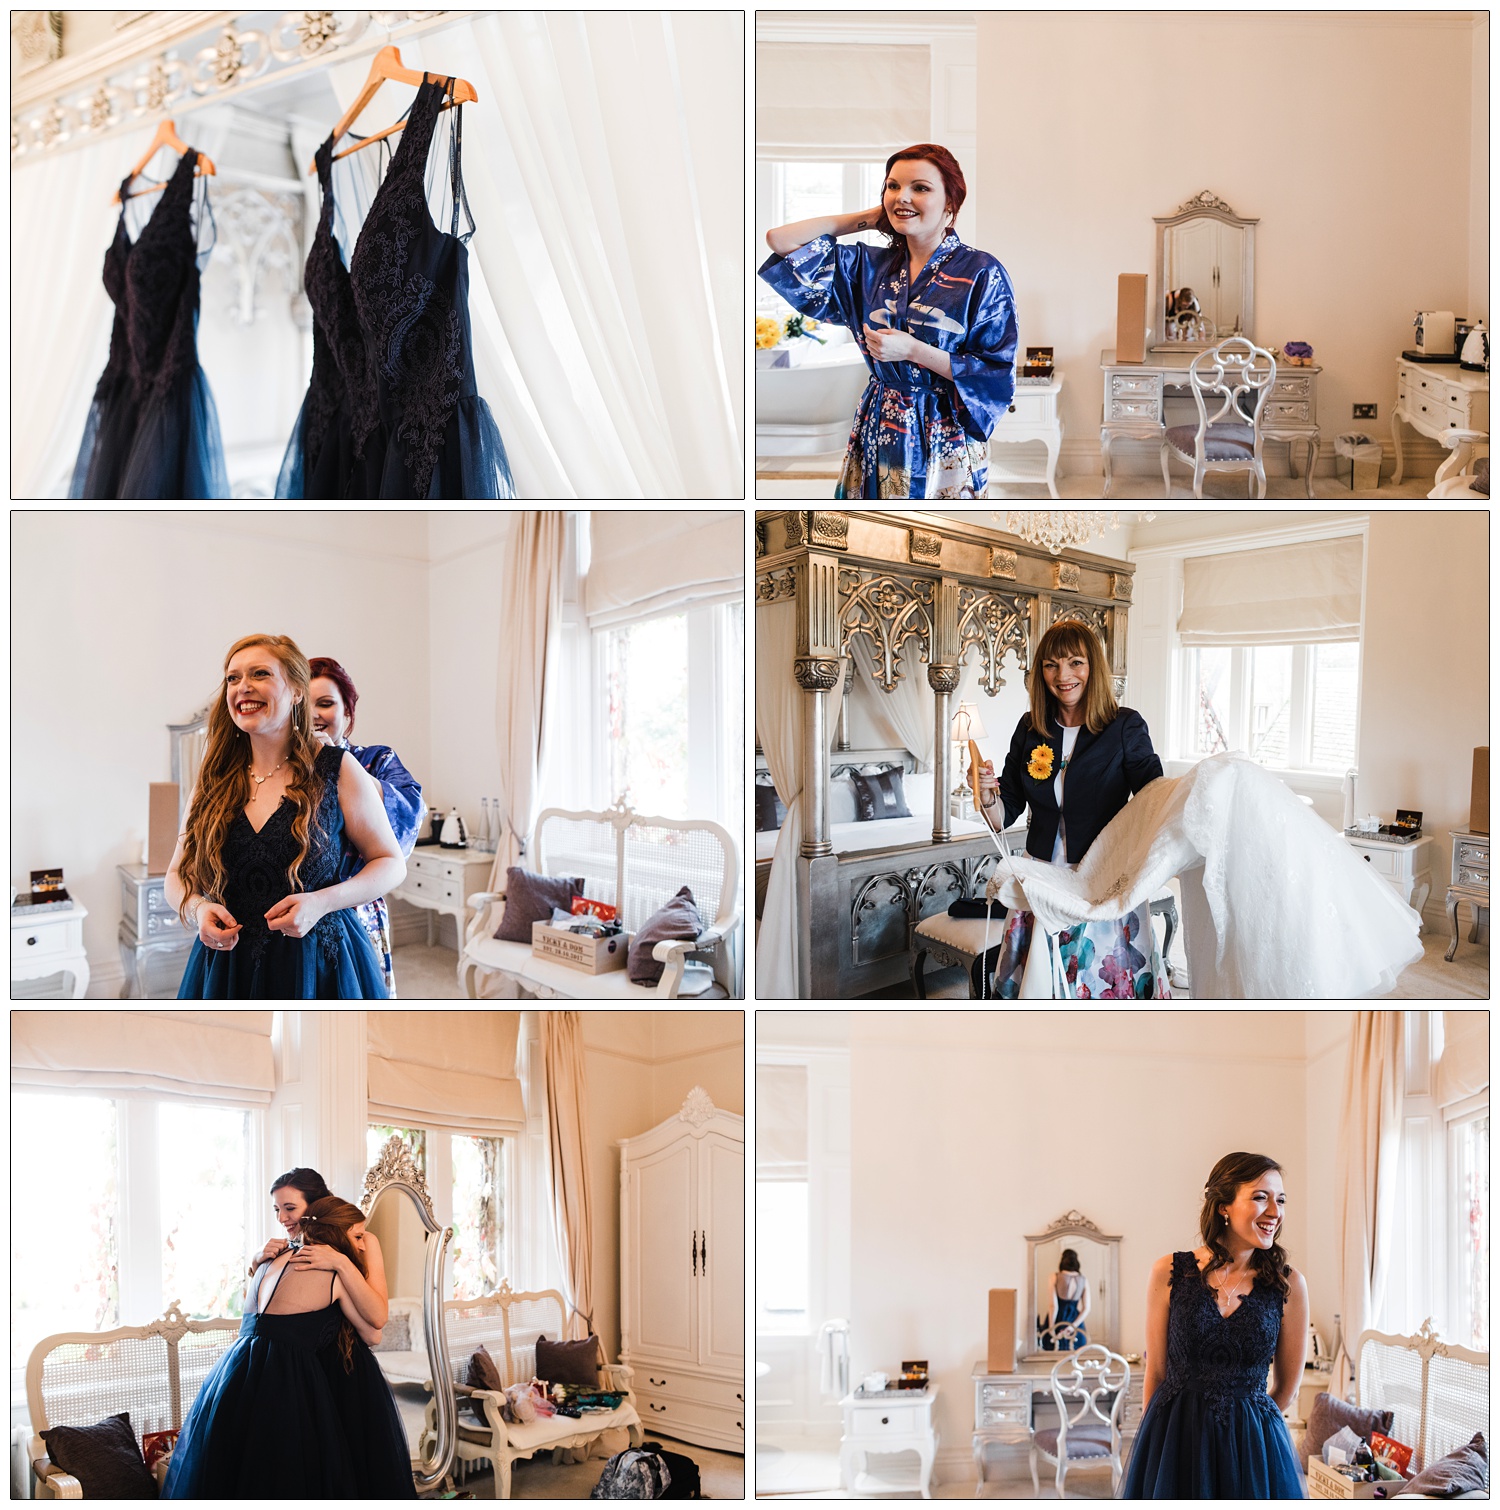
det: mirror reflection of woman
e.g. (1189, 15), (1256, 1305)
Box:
(1122, 1152), (1307, 1498)
(164, 1196), (413, 1497)
(1045, 1248), (1091, 1351)
(308, 657), (423, 998)
(760, 143), (1018, 499)
(166, 633), (404, 998)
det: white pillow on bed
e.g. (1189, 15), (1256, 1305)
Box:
(829, 775), (858, 824)
(902, 770), (935, 815)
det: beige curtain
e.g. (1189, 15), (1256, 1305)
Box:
(1334, 1011), (1406, 1396)
(491, 512), (565, 890)
(542, 1011), (594, 1338)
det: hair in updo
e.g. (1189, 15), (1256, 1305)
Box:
(308, 657), (359, 735)
(875, 143), (968, 246)
(1198, 1151), (1291, 1303)
(270, 1167), (333, 1205)
(1058, 1247), (1081, 1273)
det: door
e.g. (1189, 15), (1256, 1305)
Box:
(626, 1138), (698, 1365)
(698, 1131), (745, 1372)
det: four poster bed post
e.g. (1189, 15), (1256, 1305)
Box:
(757, 510), (1137, 998)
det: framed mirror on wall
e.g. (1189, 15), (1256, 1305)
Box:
(1152, 191), (1258, 352)
(1025, 1211), (1122, 1359)
(362, 1133), (456, 1492)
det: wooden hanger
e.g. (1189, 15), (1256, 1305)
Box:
(310, 44), (478, 174)
(112, 118), (216, 203)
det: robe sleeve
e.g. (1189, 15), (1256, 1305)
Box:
(949, 261), (1019, 441)
(758, 236), (866, 333)
(354, 745), (424, 859)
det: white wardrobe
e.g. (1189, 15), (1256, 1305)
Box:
(619, 1088), (745, 1453)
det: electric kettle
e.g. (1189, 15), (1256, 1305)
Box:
(1460, 321), (1488, 372)
(439, 807), (468, 848)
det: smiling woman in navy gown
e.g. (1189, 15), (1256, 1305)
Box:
(1122, 1151), (1308, 1497)
(166, 633), (404, 998)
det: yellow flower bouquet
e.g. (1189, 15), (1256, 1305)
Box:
(755, 315), (783, 350)
(1027, 744), (1055, 781)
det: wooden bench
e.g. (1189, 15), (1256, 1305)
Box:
(24, 1303), (239, 1498)
(423, 1282), (641, 1498)
(459, 802), (742, 999)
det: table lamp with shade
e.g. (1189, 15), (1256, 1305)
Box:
(950, 702), (988, 818)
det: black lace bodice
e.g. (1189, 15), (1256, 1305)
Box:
(219, 745), (348, 971)
(1158, 1251), (1286, 1425)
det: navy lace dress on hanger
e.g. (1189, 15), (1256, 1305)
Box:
(176, 746), (391, 999)
(70, 149), (228, 500)
(278, 75), (515, 499)
(1122, 1251), (1305, 1497)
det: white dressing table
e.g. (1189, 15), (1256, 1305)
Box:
(1392, 359), (1488, 486)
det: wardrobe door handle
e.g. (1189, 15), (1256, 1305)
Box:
(692, 1230), (698, 1276)
(702, 1230), (707, 1275)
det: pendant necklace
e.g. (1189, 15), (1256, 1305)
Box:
(248, 760), (285, 791)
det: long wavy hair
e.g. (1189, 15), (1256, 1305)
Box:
(1199, 1151), (1291, 1303)
(299, 1195), (371, 1372)
(176, 634), (322, 925)
(1028, 619), (1120, 736)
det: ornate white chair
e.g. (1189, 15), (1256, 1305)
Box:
(1428, 429), (1489, 499)
(1355, 1319), (1488, 1474)
(1029, 1344), (1130, 1499)
(1160, 336), (1278, 498)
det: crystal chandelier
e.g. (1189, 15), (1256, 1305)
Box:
(991, 511), (1152, 554)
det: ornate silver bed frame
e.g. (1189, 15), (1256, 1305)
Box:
(755, 510), (1137, 998)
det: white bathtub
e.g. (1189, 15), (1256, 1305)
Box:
(755, 344), (869, 458)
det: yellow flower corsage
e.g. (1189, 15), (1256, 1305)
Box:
(1027, 744), (1055, 781)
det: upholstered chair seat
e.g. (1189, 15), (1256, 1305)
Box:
(1164, 421), (1255, 462)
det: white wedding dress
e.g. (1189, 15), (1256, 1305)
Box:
(989, 754), (1423, 998)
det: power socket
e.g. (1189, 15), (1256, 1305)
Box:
(1353, 403), (1377, 420)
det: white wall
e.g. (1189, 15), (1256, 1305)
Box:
(973, 12), (1486, 479)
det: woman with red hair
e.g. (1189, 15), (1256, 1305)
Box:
(762, 143), (1017, 498)
(308, 657), (422, 997)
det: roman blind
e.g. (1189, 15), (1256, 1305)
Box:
(367, 1010), (525, 1134)
(585, 510), (743, 629)
(755, 1062), (808, 1181)
(1436, 1009), (1488, 1108)
(1177, 535), (1364, 645)
(756, 41), (931, 160)
(12, 1010), (275, 1106)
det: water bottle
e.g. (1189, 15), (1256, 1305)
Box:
(479, 798), (490, 851)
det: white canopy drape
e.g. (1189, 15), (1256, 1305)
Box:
(848, 639), (938, 773)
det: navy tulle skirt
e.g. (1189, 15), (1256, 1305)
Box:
(319, 1336), (417, 1497)
(162, 1309), (357, 1498)
(1121, 1387), (1306, 1498)
(177, 910), (390, 999)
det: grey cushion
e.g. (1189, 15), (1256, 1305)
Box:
(465, 1345), (505, 1423)
(41, 1413), (156, 1499)
(1473, 456), (1489, 497)
(754, 780), (785, 833)
(627, 886), (704, 985)
(536, 1333), (601, 1388)
(370, 1310), (411, 1353)
(850, 768), (912, 822)
(1300, 1390), (1394, 1470)
(496, 867), (585, 943)
(1165, 421), (1256, 463)
(1394, 1432), (1487, 1497)
(1033, 1423), (1113, 1459)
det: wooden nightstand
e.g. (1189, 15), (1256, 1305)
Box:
(1445, 828), (1489, 962)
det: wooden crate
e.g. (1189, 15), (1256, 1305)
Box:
(1307, 1456), (1385, 1499)
(531, 921), (631, 974)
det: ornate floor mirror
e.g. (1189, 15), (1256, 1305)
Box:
(362, 1135), (456, 1492)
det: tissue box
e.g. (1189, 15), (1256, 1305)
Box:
(531, 921), (631, 973)
(1307, 1457), (1384, 1499)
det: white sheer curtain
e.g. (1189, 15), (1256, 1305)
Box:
(848, 639), (937, 772)
(1335, 1011), (1406, 1396)
(12, 123), (157, 497)
(755, 602), (845, 999)
(327, 14), (742, 498)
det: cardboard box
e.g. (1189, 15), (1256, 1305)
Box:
(1471, 747), (1489, 834)
(149, 783), (180, 876)
(1117, 274), (1149, 363)
(531, 920), (631, 973)
(987, 1288), (1017, 1373)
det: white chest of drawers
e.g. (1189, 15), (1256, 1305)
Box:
(13, 902), (90, 998)
(392, 844), (496, 951)
(1444, 827), (1489, 962)
(1393, 359), (1489, 485)
(990, 375), (1064, 498)
(840, 1386), (940, 1498)
(1341, 832), (1433, 929)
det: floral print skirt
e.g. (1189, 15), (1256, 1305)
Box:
(982, 900), (1170, 1000)
(355, 896), (396, 999)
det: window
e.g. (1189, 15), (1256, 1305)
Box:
(1184, 641), (1359, 771)
(159, 1104), (252, 1322)
(598, 600), (744, 832)
(451, 1134), (506, 1299)
(368, 1123), (428, 1178)
(757, 160), (886, 317)
(755, 1062), (809, 1336)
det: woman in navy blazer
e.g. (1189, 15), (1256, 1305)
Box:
(973, 619), (1170, 998)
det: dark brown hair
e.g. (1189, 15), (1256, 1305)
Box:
(300, 1195), (370, 1371)
(1028, 620), (1119, 736)
(1199, 1152), (1291, 1303)
(875, 143), (967, 247)
(1058, 1247), (1081, 1273)
(270, 1167), (333, 1204)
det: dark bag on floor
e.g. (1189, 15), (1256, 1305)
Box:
(590, 1448), (670, 1499)
(645, 1443), (702, 1499)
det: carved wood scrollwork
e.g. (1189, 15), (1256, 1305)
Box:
(755, 518), (767, 557)
(838, 570), (934, 691)
(794, 657), (841, 692)
(1050, 601), (1110, 643)
(958, 586), (1031, 694)
(755, 565), (797, 604)
(908, 529), (942, 566)
(1053, 561), (1083, 593)
(850, 871), (913, 966)
(906, 861), (967, 916)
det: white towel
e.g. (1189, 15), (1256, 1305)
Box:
(817, 1318), (850, 1398)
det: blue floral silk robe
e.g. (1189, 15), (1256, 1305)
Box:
(336, 740), (422, 998)
(759, 231), (1018, 498)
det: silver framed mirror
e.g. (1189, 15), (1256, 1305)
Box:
(362, 1135), (456, 1492)
(1152, 191), (1258, 352)
(1024, 1210), (1122, 1359)
(168, 707), (210, 832)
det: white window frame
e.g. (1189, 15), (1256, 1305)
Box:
(756, 158), (886, 316)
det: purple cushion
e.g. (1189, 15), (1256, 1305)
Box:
(1395, 1432), (1487, 1497)
(1299, 1391), (1394, 1470)
(1165, 421), (1256, 463)
(40, 1413), (156, 1499)
(535, 1333), (601, 1388)
(627, 885), (704, 985)
(1033, 1423), (1113, 1459)
(496, 867), (585, 943)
